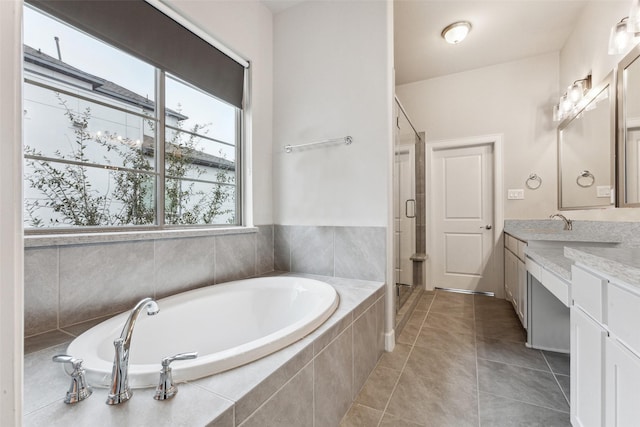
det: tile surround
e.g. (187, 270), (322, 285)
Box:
(274, 225), (386, 282)
(24, 226), (274, 336)
(24, 274), (386, 427)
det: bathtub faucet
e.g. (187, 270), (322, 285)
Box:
(106, 297), (159, 405)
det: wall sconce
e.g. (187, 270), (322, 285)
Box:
(553, 74), (592, 122)
(608, 1), (640, 55)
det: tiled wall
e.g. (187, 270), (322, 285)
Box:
(24, 224), (387, 337)
(274, 225), (386, 281)
(24, 225), (274, 336)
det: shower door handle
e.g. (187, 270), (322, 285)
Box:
(405, 199), (416, 218)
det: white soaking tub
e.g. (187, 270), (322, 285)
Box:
(66, 276), (339, 388)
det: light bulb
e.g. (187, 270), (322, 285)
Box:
(560, 94), (573, 114)
(568, 81), (584, 104)
(609, 18), (633, 55)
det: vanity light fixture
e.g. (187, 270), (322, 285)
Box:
(441, 21), (472, 44)
(608, 17), (637, 54)
(630, 0), (640, 32)
(553, 74), (592, 122)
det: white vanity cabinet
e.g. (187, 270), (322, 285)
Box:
(504, 234), (527, 328)
(571, 264), (640, 427)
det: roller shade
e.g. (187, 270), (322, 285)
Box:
(27, 0), (245, 108)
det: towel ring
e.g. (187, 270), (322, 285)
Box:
(526, 173), (542, 190)
(576, 170), (595, 188)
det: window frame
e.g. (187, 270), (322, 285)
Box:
(23, 4), (248, 235)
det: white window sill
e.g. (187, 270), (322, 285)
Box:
(24, 226), (258, 248)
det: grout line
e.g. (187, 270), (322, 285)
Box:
(474, 295), (482, 427)
(482, 390), (571, 415)
(375, 291), (435, 426)
(542, 351), (571, 407)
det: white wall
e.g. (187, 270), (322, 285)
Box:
(560, 0), (640, 220)
(396, 53), (560, 219)
(0, 0), (24, 423)
(272, 0), (392, 227)
(163, 0), (274, 225)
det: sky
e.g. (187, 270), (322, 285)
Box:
(23, 5), (236, 156)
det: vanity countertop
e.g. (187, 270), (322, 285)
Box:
(565, 246), (640, 290)
(504, 219), (624, 244)
(504, 228), (622, 244)
(524, 247), (572, 281)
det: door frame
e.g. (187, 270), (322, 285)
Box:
(426, 134), (504, 297)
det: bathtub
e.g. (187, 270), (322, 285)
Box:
(66, 276), (339, 388)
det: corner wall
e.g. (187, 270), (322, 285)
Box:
(272, 0), (392, 227)
(396, 53), (560, 220)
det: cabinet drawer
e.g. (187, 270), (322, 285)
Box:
(505, 235), (517, 253)
(540, 268), (570, 307)
(517, 240), (526, 261)
(526, 257), (542, 282)
(608, 284), (640, 356)
(572, 265), (606, 323)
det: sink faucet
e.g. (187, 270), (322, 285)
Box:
(549, 213), (573, 231)
(106, 297), (159, 405)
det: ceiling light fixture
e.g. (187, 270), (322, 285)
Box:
(441, 21), (472, 45)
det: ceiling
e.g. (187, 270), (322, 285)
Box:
(395, 0), (588, 85)
(262, 0), (589, 85)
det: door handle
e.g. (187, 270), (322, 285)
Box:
(405, 199), (416, 218)
(480, 225), (492, 230)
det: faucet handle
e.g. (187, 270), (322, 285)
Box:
(52, 354), (93, 404)
(154, 352), (198, 401)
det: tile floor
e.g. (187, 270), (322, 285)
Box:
(340, 290), (571, 427)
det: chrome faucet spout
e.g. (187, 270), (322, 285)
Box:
(549, 213), (573, 231)
(106, 297), (159, 405)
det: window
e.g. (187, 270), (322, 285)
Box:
(23, 3), (243, 231)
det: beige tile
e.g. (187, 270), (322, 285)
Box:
(414, 294), (434, 311)
(477, 359), (569, 413)
(404, 345), (477, 391)
(476, 318), (526, 343)
(477, 336), (549, 371)
(424, 311), (475, 335)
(378, 343), (411, 371)
(379, 413), (425, 427)
(354, 365), (401, 410)
(414, 326), (476, 357)
(386, 371), (478, 426)
(24, 330), (73, 354)
(340, 404), (383, 427)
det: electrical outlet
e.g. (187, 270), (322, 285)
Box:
(507, 189), (525, 200)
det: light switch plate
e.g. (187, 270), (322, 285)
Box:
(507, 189), (525, 200)
(596, 186), (611, 198)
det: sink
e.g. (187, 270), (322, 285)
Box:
(521, 229), (565, 234)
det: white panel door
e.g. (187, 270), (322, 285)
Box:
(432, 144), (494, 292)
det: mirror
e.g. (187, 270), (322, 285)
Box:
(617, 44), (640, 207)
(558, 73), (615, 210)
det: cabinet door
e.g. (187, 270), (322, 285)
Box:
(504, 250), (517, 308)
(517, 259), (527, 328)
(571, 307), (605, 427)
(605, 337), (640, 426)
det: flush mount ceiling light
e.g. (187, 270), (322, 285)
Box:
(441, 21), (472, 45)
